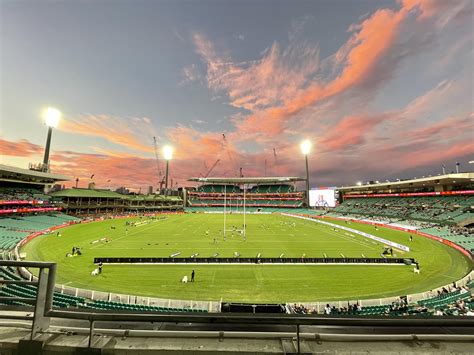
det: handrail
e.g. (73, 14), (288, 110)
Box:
(1, 260), (56, 268)
(46, 308), (474, 327)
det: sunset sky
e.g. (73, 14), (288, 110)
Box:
(1, 0), (473, 191)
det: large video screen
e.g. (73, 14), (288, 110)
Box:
(309, 188), (337, 207)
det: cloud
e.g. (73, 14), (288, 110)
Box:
(376, 139), (474, 171)
(318, 114), (390, 151)
(409, 113), (474, 141)
(60, 115), (155, 154)
(180, 64), (202, 85)
(402, 80), (458, 119)
(0, 138), (43, 157)
(234, 33), (245, 41)
(193, 33), (321, 114)
(192, 0), (471, 140)
(50, 150), (158, 189)
(400, 0), (473, 27)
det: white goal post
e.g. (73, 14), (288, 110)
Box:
(223, 184), (247, 237)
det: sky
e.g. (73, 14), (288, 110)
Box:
(1, 0), (473, 191)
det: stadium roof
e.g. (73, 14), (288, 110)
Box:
(188, 177), (305, 184)
(0, 164), (70, 185)
(51, 188), (123, 198)
(338, 172), (474, 192)
(52, 188), (182, 200)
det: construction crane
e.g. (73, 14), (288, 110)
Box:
(222, 133), (241, 176)
(153, 137), (164, 192)
(273, 148), (278, 176)
(204, 159), (220, 178)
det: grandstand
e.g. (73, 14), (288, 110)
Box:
(1, 170), (473, 353)
(330, 173), (474, 254)
(0, 165), (76, 250)
(51, 188), (183, 215)
(187, 176), (306, 211)
(0, 165), (70, 216)
(333, 194), (473, 225)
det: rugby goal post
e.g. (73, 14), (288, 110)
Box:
(223, 184), (247, 238)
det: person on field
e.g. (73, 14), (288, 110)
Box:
(98, 261), (103, 274)
(191, 270), (195, 282)
(325, 304), (332, 315)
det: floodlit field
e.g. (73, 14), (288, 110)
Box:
(22, 213), (472, 302)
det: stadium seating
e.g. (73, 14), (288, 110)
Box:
(0, 187), (51, 202)
(1, 242), (471, 316)
(417, 289), (471, 309)
(196, 185), (241, 193)
(334, 195), (473, 225)
(189, 184), (304, 209)
(0, 214), (81, 251)
(249, 185), (295, 193)
(0, 266), (86, 308)
(0, 265), (208, 313)
(327, 201), (474, 253)
(84, 300), (207, 313)
(292, 284), (473, 317)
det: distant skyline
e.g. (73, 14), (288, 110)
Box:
(1, 0), (473, 191)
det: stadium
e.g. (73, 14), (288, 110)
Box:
(1, 162), (473, 353)
(2, 0), (474, 353)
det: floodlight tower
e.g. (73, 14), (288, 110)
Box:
(162, 145), (174, 194)
(300, 140), (312, 207)
(42, 107), (61, 172)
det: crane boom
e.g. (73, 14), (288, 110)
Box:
(204, 159), (220, 178)
(153, 137), (163, 179)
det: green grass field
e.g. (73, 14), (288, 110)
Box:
(22, 213), (472, 302)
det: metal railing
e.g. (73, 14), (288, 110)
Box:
(0, 260), (56, 339)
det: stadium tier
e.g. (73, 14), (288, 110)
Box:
(0, 265), (207, 312)
(291, 283), (474, 316)
(188, 183), (304, 208)
(334, 194), (474, 225)
(51, 188), (184, 214)
(0, 186), (63, 216)
(0, 214), (81, 250)
(0, 186), (50, 202)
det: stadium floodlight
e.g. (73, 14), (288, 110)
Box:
(162, 145), (174, 193)
(162, 145), (174, 161)
(300, 140), (312, 207)
(300, 140), (312, 155)
(356, 181), (362, 186)
(43, 107), (61, 128)
(41, 107), (62, 172)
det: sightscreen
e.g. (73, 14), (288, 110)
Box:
(309, 188), (337, 207)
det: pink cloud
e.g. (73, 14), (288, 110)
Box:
(61, 115), (155, 154)
(0, 139), (43, 157)
(409, 113), (474, 141)
(193, 34), (321, 114)
(192, 0), (471, 141)
(318, 114), (389, 150)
